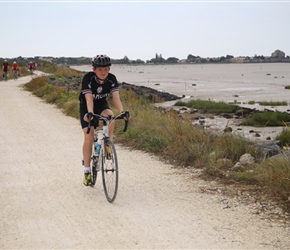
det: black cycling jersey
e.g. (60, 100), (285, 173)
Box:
(79, 71), (120, 128)
(79, 72), (119, 103)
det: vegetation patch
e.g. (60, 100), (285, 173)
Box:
(258, 101), (288, 106)
(175, 99), (237, 114)
(240, 111), (290, 127)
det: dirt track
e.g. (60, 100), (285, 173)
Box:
(1, 73), (290, 249)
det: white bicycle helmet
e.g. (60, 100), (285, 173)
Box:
(92, 55), (111, 67)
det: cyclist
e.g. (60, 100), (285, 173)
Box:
(79, 54), (125, 186)
(28, 61), (34, 74)
(2, 59), (9, 80)
(12, 61), (19, 78)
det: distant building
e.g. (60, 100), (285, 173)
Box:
(271, 50), (285, 58)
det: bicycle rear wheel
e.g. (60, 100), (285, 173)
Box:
(101, 139), (118, 203)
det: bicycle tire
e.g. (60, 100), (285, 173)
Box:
(3, 72), (8, 81)
(91, 155), (99, 186)
(101, 139), (118, 203)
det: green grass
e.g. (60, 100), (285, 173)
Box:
(240, 111), (290, 127)
(175, 99), (237, 114)
(258, 101), (288, 106)
(276, 128), (290, 146)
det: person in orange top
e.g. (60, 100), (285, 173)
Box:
(12, 61), (19, 71)
(12, 61), (19, 78)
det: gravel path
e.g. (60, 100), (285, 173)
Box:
(1, 74), (290, 249)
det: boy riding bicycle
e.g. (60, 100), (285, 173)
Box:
(79, 55), (125, 186)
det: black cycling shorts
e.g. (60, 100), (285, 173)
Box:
(79, 99), (111, 129)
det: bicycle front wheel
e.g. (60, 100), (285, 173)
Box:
(101, 139), (118, 203)
(91, 155), (99, 186)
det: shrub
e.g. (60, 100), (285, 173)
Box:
(241, 111), (290, 127)
(175, 99), (237, 113)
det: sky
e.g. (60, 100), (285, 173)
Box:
(1, 0), (290, 61)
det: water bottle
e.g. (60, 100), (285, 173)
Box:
(95, 138), (102, 155)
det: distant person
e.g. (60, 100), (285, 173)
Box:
(28, 61), (34, 74)
(11, 61), (19, 79)
(12, 61), (19, 72)
(2, 59), (9, 79)
(79, 54), (125, 186)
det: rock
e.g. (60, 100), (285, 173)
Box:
(224, 127), (233, 133)
(255, 141), (283, 159)
(230, 162), (245, 172)
(239, 153), (255, 165)
(120, 82), (181, 102)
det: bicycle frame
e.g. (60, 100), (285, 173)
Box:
(3, 71), (8, 80)
(13, 70), (18, 80)
(86, 111), (130, 202)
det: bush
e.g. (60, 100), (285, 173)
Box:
(175, 99), (237, 113)
(241, 111), (290, 127)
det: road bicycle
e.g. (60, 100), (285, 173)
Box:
(2, 71), (8, 81)
(13, 70), (18, 80)
(86, 111), (130, 203)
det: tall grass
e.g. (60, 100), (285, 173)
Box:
(256, 158), (290, 209)
(276, 127), (290, 146)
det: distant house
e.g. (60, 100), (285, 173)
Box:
(271, 50), (285, 58)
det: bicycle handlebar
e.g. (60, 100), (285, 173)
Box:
(86, 111), (130, 134)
